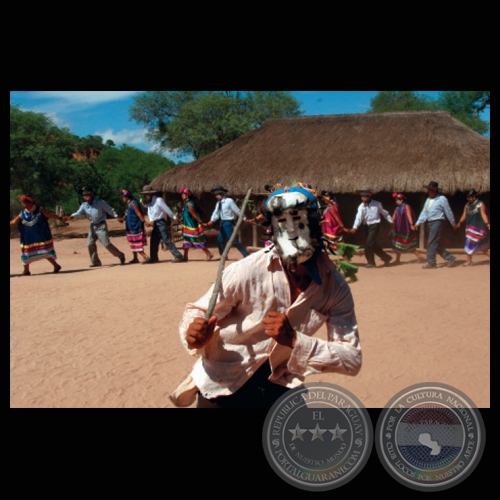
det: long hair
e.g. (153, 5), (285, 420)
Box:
(190, 195), (205, 219)
(180, 188), (205, 219)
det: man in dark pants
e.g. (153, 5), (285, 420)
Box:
(203, 184), (250, 258)
(196, 360), (289, 408)
(414, 181), (457, 269)
(140, 185), (184, 264)
(348, 188), (393, 268)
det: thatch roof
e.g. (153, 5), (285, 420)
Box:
(151, 111), (490, 196)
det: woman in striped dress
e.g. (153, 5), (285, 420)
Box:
(10, 194), (63, 275)
(117, 189), (149, 263)
(455, 189), (490, 267)
(319, 190), (359, 282)
(391, 193), (422, 264)
(180, 188), (213, 262)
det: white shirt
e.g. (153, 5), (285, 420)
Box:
(179, 247), (361, 400)
(146, 195), (176, 222)
(353, 199), (392, 229)
(210, 196), (244, 222)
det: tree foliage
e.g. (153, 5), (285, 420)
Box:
(437, 91), (490, 135)
(368, 91), (439, 113)
(368, 91), (490, 136)
(93, 145), (176, 210)
(10, 103), (79, 209)
(10, 104), (179, 218)
(129, 91), (303, 159)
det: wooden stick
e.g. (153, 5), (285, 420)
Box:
(204, 188), (252, 320)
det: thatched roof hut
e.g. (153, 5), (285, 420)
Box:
(150, 111), (490, 197)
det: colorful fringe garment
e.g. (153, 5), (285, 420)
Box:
(182, 200), (208, 249)
(392, 204), (417, 252)
(182, 224), (208, 249)
(127, 229), (147, 252)
(321, 203), (343, 241)
(464, 201), (489, 255)
(18, 207), (57, 264)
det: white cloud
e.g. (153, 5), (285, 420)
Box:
(95, 128), (148, 147)
(94, 128), (193, 163)
(30, 91), (142, 104)
(41, 110), (71, 129)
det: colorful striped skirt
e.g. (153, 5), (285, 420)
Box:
(392, 230), (417, 252)
(127, 229), (147, 252)
(464, 225), (489, 255)
(182, 224), (207, 249)
(20, 239), (57, 265)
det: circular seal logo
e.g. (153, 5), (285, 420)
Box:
(262, 382), (372, 491)
(375, 382), (486, 492)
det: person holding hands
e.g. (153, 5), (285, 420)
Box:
(10, 194), (65, 275)
(203, 185), (250, 259)
(454, 189), (490, 266)
(140, 185), (184, 264)
(66, 188), (126, 267)
(413, 181), (457, 269)
(346, 188), (393, 268)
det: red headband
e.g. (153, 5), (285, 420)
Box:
(392, 192), (405, 200)
(20, 195), (34, 203)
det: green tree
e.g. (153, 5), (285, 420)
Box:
(368, 91), (489, 136)
(129, 91), (303, 159)
(246, 91), (305, 126)
(368, 91), (439, 113)
(10, 188), (23, 223)
(94, 144), (177, 209)
(69, 156), (114, 208)
(10, 104), (181, 218)
(60, 134), (115, 213)
(10, 104), (79, 210)
(78, 134), (108, 152)
(438, 91), (490, 135)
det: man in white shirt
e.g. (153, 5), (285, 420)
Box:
(348, 188), (393, 268)
(414, 181), (457, 269)
(203, 185), (250, 258)
(170, 185), (361, 408)
(139, 185), (183, 264)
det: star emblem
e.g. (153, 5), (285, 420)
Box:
(288, 423), (307, 441)
(329, 423), (347, 441)
(309, 423), (327, 441)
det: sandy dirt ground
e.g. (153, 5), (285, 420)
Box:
(10, 218), (490, 408)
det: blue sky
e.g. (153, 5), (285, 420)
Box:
(10, 91), (490, 163)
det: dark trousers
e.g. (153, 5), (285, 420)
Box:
(218, 220), (249, 257)
(150, 219), (182, 261)
(196, 361), (290, 408)
(364, 223), (391, 265)
(426, 220), (453, 266)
